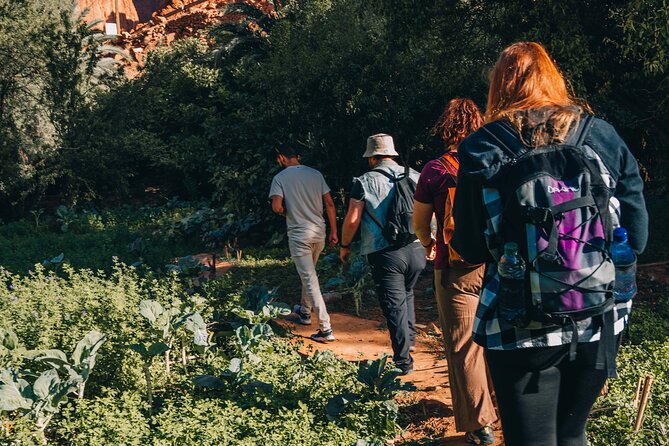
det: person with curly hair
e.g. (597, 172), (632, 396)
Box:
(413, 98), (497, 445)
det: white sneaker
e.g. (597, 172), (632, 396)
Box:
(310, 329), (335, 343)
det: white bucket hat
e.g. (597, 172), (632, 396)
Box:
(363, 133), (400, 158)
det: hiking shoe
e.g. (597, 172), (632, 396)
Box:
(399, 367), (413, 376)
(310, 329), (335, 343)
(292, 305), (312, 325)
(465, 424), (495, 445)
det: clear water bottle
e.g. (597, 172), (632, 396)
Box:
(497, 242), (529, 327)
(611, 227), (637, 302)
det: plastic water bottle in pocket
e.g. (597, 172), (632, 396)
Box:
(497, 242), (529, 327)
(611, 227), (637, 303)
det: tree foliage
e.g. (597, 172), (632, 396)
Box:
(0, 0), (124, 218)
(0, 0), (667, 218)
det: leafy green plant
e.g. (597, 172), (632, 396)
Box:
(127, 237), (150, 267)
(165, 256), (210, 289)
(326, 355), (414, 440)
(235, 324), (274, 363)
(41, 253), (65, 272)
(32, 330), (107, 399)
(55, 206), (77, 233)
(136, 299), (210, 375)
(231, 286), (291, 326)
(0, 327), (26, 368)
(323, 252), (373, 315)
(0, 330), (107, 442)
(128, 340), (169, 415)
(29, 209), (44, 228)
(588, 341), (669, 445)
(193, 357), (273, 393)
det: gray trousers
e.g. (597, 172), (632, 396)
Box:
(289, 238), (331, 331)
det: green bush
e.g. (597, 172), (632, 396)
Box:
(589, 341), (669, 446)
(58, 389), (150, 445)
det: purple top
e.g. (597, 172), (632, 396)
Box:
(414, 156), (457, 269)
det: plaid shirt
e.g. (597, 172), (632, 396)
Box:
(466, 122), (636, 349)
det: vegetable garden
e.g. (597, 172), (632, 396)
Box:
(0, 201), (667, 445)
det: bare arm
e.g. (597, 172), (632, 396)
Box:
(413, 200), (434, 247)
(414, 200), (436, 260)
(340, 199), (364, 262)
(271, 195), (285, 216)
(323, 192), (338, 246)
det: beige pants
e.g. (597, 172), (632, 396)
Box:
(289, 238), (331, 331)
(434, 266), (497, 432)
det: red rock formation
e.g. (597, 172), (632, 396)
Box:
(78, 0), (166, 32)
(78, 0), (274, 77)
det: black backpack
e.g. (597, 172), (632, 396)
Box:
(483, 116), (619, 377)
(366, 166), (418, 247)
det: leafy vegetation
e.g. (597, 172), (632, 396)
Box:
(0, 206), (404, 444)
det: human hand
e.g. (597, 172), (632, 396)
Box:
(423, 239), (437, 261)
(328, 232), (339, 247)
(339, 246), (351, 263)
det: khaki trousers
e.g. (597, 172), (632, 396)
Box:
(289, 238), (331, 331)
(434, 266), (497, 432)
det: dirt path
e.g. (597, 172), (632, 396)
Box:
(281, 272), (503, 446)
(192, 253), (233, 278)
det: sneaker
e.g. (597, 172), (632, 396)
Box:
(292, 305), (312, 325)
(310, 329), (335, 343)
(399, 367), (413, 376)
(465, 424), (495, 445)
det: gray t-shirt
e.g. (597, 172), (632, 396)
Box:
(269, 165), (330, 242)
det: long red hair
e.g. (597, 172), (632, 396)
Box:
(486, 42), (589, 146)
(432, 98), (483, 150)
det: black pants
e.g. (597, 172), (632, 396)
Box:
(485, 338), (619, 446)
(367, 242), (426, 371)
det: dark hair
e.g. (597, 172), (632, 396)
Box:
(275, 143), (300, 158)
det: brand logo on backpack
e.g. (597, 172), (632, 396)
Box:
(547, 185), (580, 194)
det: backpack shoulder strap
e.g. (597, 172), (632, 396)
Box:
(438, 152), (460, 181)
(571, 115), (595, 147)
(372, 168), (400, 181)
(480, 120), (527, 159)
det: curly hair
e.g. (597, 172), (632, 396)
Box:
(431, 98), (484, 150)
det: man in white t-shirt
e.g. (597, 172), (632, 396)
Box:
(269, 144), (338, 342)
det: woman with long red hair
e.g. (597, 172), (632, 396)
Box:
(452, 42), (648, 445)
(413, 98), (497, 445)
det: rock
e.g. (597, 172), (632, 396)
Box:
(322, 292), (343, 303)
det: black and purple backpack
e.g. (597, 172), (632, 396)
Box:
(482, 115), (620, 372)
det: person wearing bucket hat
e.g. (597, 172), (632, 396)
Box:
(362, 133), (400, 158)
(339, 134), (426, 374)
(269, 143), (339, 343)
